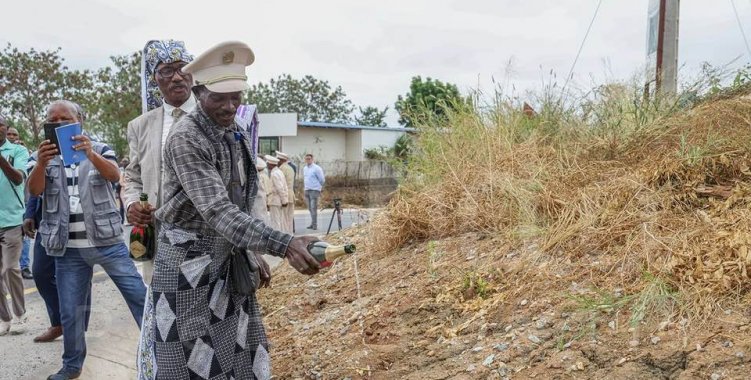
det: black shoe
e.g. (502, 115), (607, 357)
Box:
(21, 268), (33, 279)
(306, 225), (313, 229)
(47, 369), (81, 380)
(310, 225), (318, 230)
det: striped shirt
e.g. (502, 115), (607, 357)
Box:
(28, 145), (118, 248)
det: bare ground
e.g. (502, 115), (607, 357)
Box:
(259, 227), (751, 379)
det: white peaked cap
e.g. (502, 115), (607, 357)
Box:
(264, 155), (279, 164)
(255, 158), (267, 170)
(183, 41), (254, 93)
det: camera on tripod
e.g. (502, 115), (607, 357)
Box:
(327, 198), (344, 235)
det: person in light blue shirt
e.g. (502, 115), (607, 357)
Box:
(303, 153), (325, 230)
(0, 115), (29, 336)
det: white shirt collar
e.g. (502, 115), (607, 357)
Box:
(163, 94), (197, 116)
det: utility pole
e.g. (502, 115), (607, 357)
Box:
(647, 0), (680, 95)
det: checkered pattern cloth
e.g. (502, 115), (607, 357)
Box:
(155, 104), (293, 257)
(137, 226), (271, 379)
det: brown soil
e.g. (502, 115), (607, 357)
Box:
(259, 226), (751, 379)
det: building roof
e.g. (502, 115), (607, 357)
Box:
(297, 121), (416, 132)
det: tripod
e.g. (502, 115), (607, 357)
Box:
(326, 199), (343, 235)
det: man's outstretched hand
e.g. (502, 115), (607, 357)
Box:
(285, 236), (321, 275)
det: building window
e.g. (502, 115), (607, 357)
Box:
(258, 137), (279, 157)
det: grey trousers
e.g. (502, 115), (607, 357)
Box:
(0, 225), (25, 322)
(305, 190), (321, 228)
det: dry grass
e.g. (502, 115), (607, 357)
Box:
(370, 89), (751, 323)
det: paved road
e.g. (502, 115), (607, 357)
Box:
(3, 207), (372, 379)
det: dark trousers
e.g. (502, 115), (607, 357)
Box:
(32, 235), (91, 328)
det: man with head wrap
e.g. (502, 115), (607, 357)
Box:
(124, 40), (196, 285)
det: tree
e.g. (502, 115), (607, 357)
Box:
(395, 76), (464, 128)
(354, 106), (388, 127)
(0, 43), (93, 144)
(87, 52), (141, 158)
(246, 74), (354, 123)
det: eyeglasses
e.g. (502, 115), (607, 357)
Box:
(156, 64), (189, 79)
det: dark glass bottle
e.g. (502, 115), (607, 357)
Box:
(306, 241), (356, 267)
(129, 193), (155, 261)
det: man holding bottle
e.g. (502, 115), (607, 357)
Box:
(124, 40), (196, 285)
(136, 41), (320, 379)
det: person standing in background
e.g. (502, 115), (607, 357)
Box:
(276, 151), (295, 233)
(0, 115), (29, 336)
(266, 155), (289, 232)
(5, 126), (33, 279)
(303, 153), (325, 230)
(252, 158), (271, 224)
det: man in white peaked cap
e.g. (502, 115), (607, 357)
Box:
(136, 41), (320, 380)
(264, 155), (288, 232)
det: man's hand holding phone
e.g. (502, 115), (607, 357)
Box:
(36, 140), (59, 168)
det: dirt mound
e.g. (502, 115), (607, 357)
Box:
(260, 228), (751, 379)
(260, 95), (751, 378)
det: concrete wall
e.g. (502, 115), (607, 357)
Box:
(361, 129), (405, 153)
(258, 113), (297, 137)
(345, 129), (363, 161)
(312, 160), (397, 179)
(281, 128), (347, 162)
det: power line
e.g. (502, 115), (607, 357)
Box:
(730, 0), (751, 59)
(560, 0), (604, 98)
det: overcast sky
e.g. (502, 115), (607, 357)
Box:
(3, 0), (750, 125)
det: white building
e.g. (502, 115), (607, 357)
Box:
(257, 113), (414, 162)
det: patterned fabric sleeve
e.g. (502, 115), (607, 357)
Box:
(164, 130), (292, 257)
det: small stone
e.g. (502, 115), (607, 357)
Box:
(723, 341), (734, 348)
(735, 351), (745, 358)
(427, 350), (435, 357)
(472, 346), (484, 352)
(494, 343), (509, 352)
(520, 299), (529, 306)
(576, 361), (585, 371)
(608, 321), (616, 330)
(483, 354), (495, 367)
(650, 336), (661, 345)
(466, 364), (476, 372)
(724, 309), (732, 315)
(324, 349), (332, 355)
(528, 335), (542, 344)
(563, 342), (572, 349)
(658, 321), (670, 331)
(627, 327), (636, 333)
(711, 373), (721, 380)
(628, 340), (639, 347)
(560, 312), (570, 318)
(617, 358), (627, 365)
(505, 325), (513, 333)
(535, 319), (548, 330)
